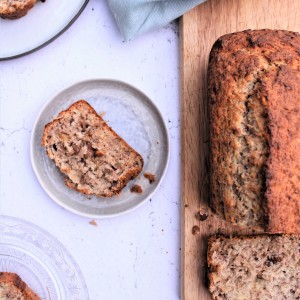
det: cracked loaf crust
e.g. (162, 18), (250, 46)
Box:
(0, 272), (41, 300)
(0, 0), (38, 19)
(208, 234), (300, 300)
(42, 100), (144, 197)
(209, 29), (300, 233)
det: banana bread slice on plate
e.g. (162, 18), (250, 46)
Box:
(0, 0), (37, 19)
(208, 234), (300, 300)
(0, 272), (41, 300)
(42, 100), (144, 197)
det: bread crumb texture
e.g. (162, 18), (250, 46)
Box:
(209, 29), (300, 233)
(0, 272), (41, 299)
(208, 234), (300, 300)
(42, 100), (143, 197)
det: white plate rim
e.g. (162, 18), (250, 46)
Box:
(0, 0), (89, 61)
(30, 78), (170, 218)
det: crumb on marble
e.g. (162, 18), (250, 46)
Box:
(89, 220), (98, 226)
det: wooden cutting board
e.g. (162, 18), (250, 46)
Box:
(180, 1), (300, 299)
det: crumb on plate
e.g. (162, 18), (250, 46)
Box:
(130, 184), (143, 193)
(144, 172), (155, 184)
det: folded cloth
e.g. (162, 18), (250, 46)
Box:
(107, 0), (206, 40)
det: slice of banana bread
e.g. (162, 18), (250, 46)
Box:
(0, 0), (37, 19)
(208, 234), (300, 300)
(0, 272), (41, 299)
(42, 100), (144, 197)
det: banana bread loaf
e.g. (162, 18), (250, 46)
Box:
(42, 100), (144, 197)
(208, 234), (300, 300)
(209, 29), (300, 233)
(0, 272), (41, 299)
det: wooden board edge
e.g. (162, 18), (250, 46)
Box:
(179, 13), (186, 300)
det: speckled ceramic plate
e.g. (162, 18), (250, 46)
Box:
(0, 0), (89, 60)
(31, 79), (169, 218)
(0, 215), (88, 300)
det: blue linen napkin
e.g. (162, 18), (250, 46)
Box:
(107, 0), (206, 40)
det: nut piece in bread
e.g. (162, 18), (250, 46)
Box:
(42, 100), (144, 197)
(0, 272), (41, 299)
(209, 29), (300, 233)
(208, 234), (300, 300)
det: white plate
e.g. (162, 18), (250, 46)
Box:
(0, 215), (88, 300)
(0, 0), (89, 60)
(31, 79), (170, 218)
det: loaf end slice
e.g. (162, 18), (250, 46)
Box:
(0, 272), (41, 299)
(208, 234), (300, 300)
(0, 0), (37, 19)
(42, 100), (144, 197)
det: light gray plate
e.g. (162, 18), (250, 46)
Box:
(31, 79), (169, 218)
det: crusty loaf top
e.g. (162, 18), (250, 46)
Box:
(209, 29), (300, 233)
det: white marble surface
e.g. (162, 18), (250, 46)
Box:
(0, 1), (180, 299)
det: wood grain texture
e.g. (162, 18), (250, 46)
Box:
(180, 1), (300, 299)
